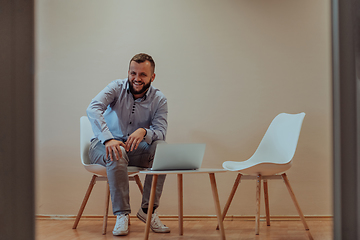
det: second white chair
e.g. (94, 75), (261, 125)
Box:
(219, 112), (313, 239)
(72, 116), (144, 235)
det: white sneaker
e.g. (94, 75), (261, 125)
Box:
(137, 208), (171, 233)
(113, 214), (129, 236)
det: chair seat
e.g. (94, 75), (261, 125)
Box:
(84, 164), (144, 177)
(127, 166), (145, 173)
(222, 160), (292, 176)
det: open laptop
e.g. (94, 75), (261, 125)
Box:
(150, 143), (206, 171)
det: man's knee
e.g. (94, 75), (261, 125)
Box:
(106, 146), (128, 167)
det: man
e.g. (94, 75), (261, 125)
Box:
(86, 53), (170, 236)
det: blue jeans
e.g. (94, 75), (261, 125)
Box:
(88, 138), (166, 215)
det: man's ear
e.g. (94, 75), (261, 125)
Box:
(151, 73), (156, 82)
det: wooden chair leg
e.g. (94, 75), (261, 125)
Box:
(281, 173), (309, 231)
(178, 174), (184, 235)
(263, 180), (270, 226)
(282, 173), (314, 240)
(216, 173), (242, 230)
(133, 174), (144, 194)
(255, 174), (262, 235)
(282, 173), (313, 240)
(72, 175), (97, 229)
(102, 181), (110, 235)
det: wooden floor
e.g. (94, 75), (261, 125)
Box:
(36, 217), (332, 240)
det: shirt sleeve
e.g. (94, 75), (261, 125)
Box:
(86, 81), (119, 143)
(143, 97), (168, 144)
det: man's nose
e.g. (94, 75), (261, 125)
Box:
(135, 75), (141, 81)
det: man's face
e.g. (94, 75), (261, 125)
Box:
(128, 60), (155, 98)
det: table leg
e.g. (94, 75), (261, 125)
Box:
(177, 174), (183, 235)
(209, 173), (226, 240)
(144, 174), (158, 240)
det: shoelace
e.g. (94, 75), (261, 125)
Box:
(151, 212), (164, 228)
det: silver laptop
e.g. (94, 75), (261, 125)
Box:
(150, 143), (206, 171)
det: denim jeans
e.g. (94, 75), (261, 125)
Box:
(88, 138), (166, 215)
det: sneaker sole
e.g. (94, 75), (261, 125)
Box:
(112, 229), (129, 236)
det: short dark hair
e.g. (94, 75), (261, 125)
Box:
(129, 53), (155, 73)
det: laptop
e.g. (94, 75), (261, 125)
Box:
(150, 143), (206, 171)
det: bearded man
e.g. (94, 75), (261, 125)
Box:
(87, 53), (170, 236)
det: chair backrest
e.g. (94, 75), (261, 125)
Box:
(248, 112), (306, 165)
(80, 116), (94, 165)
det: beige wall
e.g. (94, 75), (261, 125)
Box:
(35, 0), (332, 217)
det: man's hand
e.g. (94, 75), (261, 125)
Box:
(105, 139), (126, 161)
(125, 128), (147, 152)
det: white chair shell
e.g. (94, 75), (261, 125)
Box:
(222, 112), (305, 176)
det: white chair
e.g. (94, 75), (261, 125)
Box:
(72, 116), (144, 235)
(218, 112), (313, 239)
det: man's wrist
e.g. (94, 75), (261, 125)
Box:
(142, 128), (147, 137)
(103, 138), (114, 145)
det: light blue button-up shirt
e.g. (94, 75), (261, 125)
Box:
(86, 79), (168, 144)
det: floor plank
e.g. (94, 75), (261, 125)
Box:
(36, 218), (332, 240)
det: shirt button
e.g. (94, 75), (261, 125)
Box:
(129, 122), (132, 124)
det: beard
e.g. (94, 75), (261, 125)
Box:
(128, 78), (152, 96)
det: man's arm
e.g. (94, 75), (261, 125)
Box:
(87, 81), (126, 160)
(86, 81), (119, 143)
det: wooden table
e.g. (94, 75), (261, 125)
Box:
(139, 168), (227, 240)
